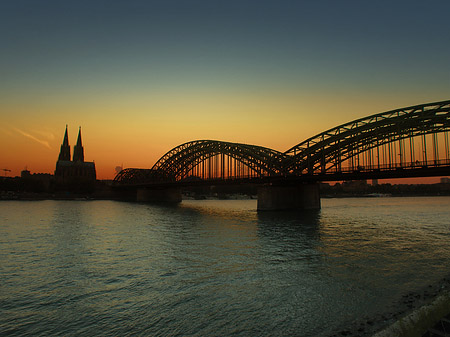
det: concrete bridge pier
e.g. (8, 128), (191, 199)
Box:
(136, 187), (182, 203)
(257, 183), (321, 211)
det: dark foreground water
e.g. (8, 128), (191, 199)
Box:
(1, 197), (450, 336)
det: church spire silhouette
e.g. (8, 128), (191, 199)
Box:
(73, 126), (84, 162)
(58, 125), (71, 161)
(55, 125), (96, 188)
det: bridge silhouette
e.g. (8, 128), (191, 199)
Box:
(114, 100), (450, 210)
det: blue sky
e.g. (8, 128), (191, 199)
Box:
(2, 1), (448, 95)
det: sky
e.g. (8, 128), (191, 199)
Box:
(1, 0), (449, 180)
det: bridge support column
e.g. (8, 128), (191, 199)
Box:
(136, 187), (182, 203)
(257, 184), (321, 211)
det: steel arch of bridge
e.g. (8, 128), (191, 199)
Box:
(285, 99), (450, 175)
(114, 100), (450, 185)
(115, 140), (287, 185)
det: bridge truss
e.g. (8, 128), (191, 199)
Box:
(285, 100), (450, 176)
(114, 100), (450, 186)
(114, 140), (287, 185)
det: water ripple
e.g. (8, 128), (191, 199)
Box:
(1, 198), (450, 336)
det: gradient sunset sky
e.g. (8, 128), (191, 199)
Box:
(1, 1), (449, 179)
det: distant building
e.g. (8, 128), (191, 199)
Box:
(54, 126), (96, 191)
(21, 169), (31, 178)
(342, 180), (368, 193)
(20, 168), (52, 192)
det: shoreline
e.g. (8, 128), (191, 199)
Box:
(330, 274), (450, 337)
(373, 291), (450, 337)
(2, 192), (450, 202)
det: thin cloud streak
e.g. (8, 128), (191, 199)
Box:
(34, 130), (55, 140)
(13, 127), (52, 149)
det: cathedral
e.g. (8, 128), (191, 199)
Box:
(55, 126), (96, 188)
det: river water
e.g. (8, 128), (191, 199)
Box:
(1, 197), (450, 336)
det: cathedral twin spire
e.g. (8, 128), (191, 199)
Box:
(57, 125), (85, 162)
(58, 125), (71, 161)
(73, 127), (84, 162)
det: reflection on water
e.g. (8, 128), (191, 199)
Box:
(1, 197), (450, 336)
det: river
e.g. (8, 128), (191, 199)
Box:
(1, 197), (450, 336)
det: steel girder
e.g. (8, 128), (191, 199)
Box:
(283, 100), (450, 174)
(113, 167), (170, 185)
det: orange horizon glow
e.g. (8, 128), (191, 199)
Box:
(1, 114), (449, 185)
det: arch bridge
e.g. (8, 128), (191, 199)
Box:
(114, 100), (450, 209)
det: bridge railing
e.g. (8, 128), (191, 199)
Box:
(330, 158), (450, 174)
(174, 158), (450, 183)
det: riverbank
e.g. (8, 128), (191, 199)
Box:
(373, 290), (450, 337)
(330, 275), (450, 336)
(0, 188), (122, 201)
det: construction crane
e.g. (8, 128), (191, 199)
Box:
(2, 169), (11, 177)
